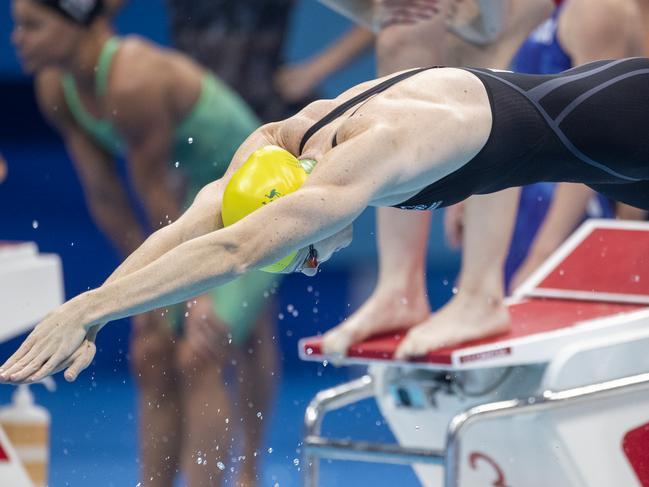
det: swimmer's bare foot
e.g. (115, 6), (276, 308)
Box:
(322, 284), (431, 357)
(394, 291), (511, 360)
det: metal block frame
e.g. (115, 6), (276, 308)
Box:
(302, 372), (649, 487)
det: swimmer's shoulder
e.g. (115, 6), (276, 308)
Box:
(107, 35), (205, 126)
(108, 36), (168, 98)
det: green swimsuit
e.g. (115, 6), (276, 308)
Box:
(62, 37), (278, 344)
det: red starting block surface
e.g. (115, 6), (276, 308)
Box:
(300, 220), (649, 370)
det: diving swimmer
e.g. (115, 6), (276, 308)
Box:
(3, 58), (649, 383)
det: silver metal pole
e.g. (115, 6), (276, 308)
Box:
(305, 435), (445, 465)
(303, 375), (375, 487)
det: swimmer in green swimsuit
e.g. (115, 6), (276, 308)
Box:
(12, 1), (277, 485)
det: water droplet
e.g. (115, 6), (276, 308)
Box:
(196, 457), (203, 465)
(278, 313), (285, 320)
(292, 310), (299, 317)
(306, 348), (313, 355)
(217, 461), (225, 470)
(225, 418), (229, 424)
(287, 304), (295, 312)
(451, 287), (458, 295)
(559, 269), (565, 276)
(400, 297), (408, 305)
(442, 279), (449, 286)
(175, 161), (180, 168)
(322, 360), (328, 367)
(293, 458), (300, 466)
(268, 447), (273, 453)
(188, 137), (194, 144)
(184, 311), (189, 318)
(32, 220), (39, 229)
(415, 425), (420, 430)
(313, 307), (318, 314)
(307, 285), (313, 293)
(633, 275), (641, 283)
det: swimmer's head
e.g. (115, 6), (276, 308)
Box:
(221, 145), (352, 275)
(12, 0), (105, 73)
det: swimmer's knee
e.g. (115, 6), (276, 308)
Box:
(175, 340), (225, 382)
(129, 321), (176, 382)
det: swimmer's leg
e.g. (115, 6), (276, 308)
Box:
(395, 189), (519, 359)
(130, 312), (182, 487)
(176, 339), (231, 487)
(322, 208), (432, 355)
(235, 307), (279, 486)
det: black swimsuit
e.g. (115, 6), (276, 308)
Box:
(299, 58), (649, 210)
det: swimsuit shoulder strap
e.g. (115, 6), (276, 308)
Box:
(96, 37), (121, 98)
(299, 67), (435, 154)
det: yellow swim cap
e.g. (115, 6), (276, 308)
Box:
(221, 145), (316, 273)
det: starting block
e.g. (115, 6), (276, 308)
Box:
(0, 242), (63, 487)
(299, 220), (649, 487)
(0, 242), (64, 342)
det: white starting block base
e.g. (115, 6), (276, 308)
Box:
(300, 220), (649, 487)
(0, 242), (64, 342)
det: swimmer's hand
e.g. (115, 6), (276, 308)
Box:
(185, 295), (230, 360)
(0, 295), (100, 384)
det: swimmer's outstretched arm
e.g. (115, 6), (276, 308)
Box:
(0, 124), (393, 384)
(102, 123), (286, 286)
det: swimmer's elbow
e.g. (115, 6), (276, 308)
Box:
(222, 230), (260, 276)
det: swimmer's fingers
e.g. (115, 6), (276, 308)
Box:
(63, 339), (96, 382)
(4, 339), (61, 383)
(0, 330), (41, 378)
(17, 325), (88, 383)
(39, 326), (99, 382)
